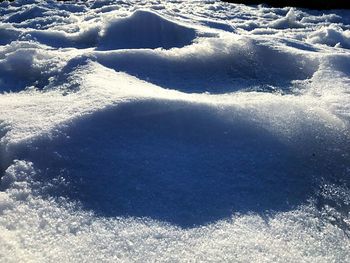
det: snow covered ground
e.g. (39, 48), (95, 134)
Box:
(0, 0), (350, 262)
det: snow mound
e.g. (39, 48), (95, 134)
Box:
(269, 8), (303, 29)
(5, 6), (50, 23)
(98, 10), (197, 50)
(307, 25), (350, 49)
(7, 95), (348, 228)
(0, 42), (63, 92)
(0, 25), (20, 45)
(27, 27), (100, 49)
(20, 10), (197, 50)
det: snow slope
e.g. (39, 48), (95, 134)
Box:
(0, 0), (350, 262)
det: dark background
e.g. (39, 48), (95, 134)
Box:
(1, 0), (348, 10)
(222, 0), (350, 10)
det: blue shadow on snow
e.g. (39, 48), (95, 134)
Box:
(18, 100), (320, 228)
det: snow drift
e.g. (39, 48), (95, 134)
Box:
(0, 0), (350, 262)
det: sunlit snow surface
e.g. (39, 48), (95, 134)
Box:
(0, 0), (350, 262)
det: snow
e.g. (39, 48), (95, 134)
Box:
(0, 0), (350, 262)
(268, 8), (303, 29)
(99, 10), (197, 49)
(307, 25), (350, 49)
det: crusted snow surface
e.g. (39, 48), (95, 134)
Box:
(0, 0), (350, 262)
